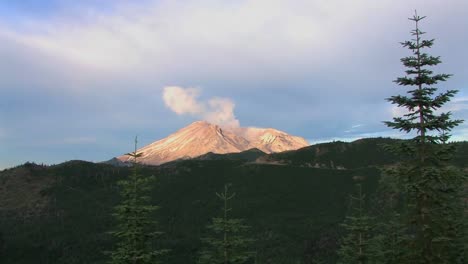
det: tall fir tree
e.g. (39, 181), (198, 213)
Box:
(107, 137), (168, 264)
(369, 171), (408, 264)
(337, 177), (375, 264)
(384, 11), (466, 264)
(198, 184), (255, 264)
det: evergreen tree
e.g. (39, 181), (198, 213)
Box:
(337, 178), (375, 264)
(198, 184), (255, 264)
(369, 171), (408, 264)
(384, 11), (466, 264)
(107, 137), (168, 264)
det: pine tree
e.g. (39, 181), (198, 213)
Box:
(107, 137), (168, 264)
(198, 184), (255, 264)
(369, 171), (408, 264)
(337, 178), (375, 264)
(384, 11), (466, 264)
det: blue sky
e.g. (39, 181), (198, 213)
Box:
(1, 0), (467, 169)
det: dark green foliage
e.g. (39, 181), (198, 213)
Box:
(107, 137), (168, 264)
(0, 158), (383, 263)
(0, 161), (124, 263)
(263, 137), (402, 169)
(0, 231), (4, 260)
(198, 184), (255, 264)
(384, 12), (463, 147)
(368, 172), (408, 264)
(337, 179), (375, 264)
(194, 148), (266, 162)
(384, 11), (466, 264)
(0, 138), (466, 263)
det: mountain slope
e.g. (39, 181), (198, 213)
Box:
(0, 160), (381, 264)
(193, 148), (266, 162)
(256, 137), (402, 169)
(238, 127), (310, 153)
(257, 138), (468, 169)
(117, 121), (309, 165)
(2, 138), (467, 263)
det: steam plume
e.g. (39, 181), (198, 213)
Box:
(163, 86), (240, 128)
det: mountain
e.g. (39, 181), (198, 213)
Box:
(117, 121), (309, 165)
(236, 126), (311, 153)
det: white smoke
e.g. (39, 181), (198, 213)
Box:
(162, 86), (204, 115)
(163, 86), (240, 128)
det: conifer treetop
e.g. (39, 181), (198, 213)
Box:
(385, 10), (463, 147)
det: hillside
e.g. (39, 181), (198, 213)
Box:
(1, 161), (380, 264)
(193, 148), (266, 162)
(1, 138), (467, 264)
(258, 137), (468, 169)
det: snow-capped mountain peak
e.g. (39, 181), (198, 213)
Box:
(117, 121), (309, 165)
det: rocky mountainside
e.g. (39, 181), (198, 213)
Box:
(117, 121), (309, 165)
(235, 126), (310, 153)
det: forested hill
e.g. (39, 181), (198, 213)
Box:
(0, 138), (466, 263)
(257, 137), (468, 169)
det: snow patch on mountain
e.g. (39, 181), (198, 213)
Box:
(117, 121), (309, 165)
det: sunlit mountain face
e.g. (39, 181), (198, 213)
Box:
(117, 121), (309, 165)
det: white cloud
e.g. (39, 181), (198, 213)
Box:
(1, 0), (465, 95)
(345, 124), (365, 133)
(444, 96), (468, 112)
(205, 98), (240, 128)
(162, 86), (239, 128)
(1, 0), (467, 169)
(0, 0), (410, 74)
(162, 86), (204, 115)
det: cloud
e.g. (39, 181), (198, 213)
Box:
(205, 98), (240, 128)
(344, 124), (365, 133)
(445, 96), (468, 113)
(2, 0), (467, 100)
(163, 86), (240, 127)
(0, 0), (422, 76)
(1, 0), (468, 169)
(162, 86), (203, 115)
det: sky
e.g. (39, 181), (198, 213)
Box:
(1, 0), (467, 169)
